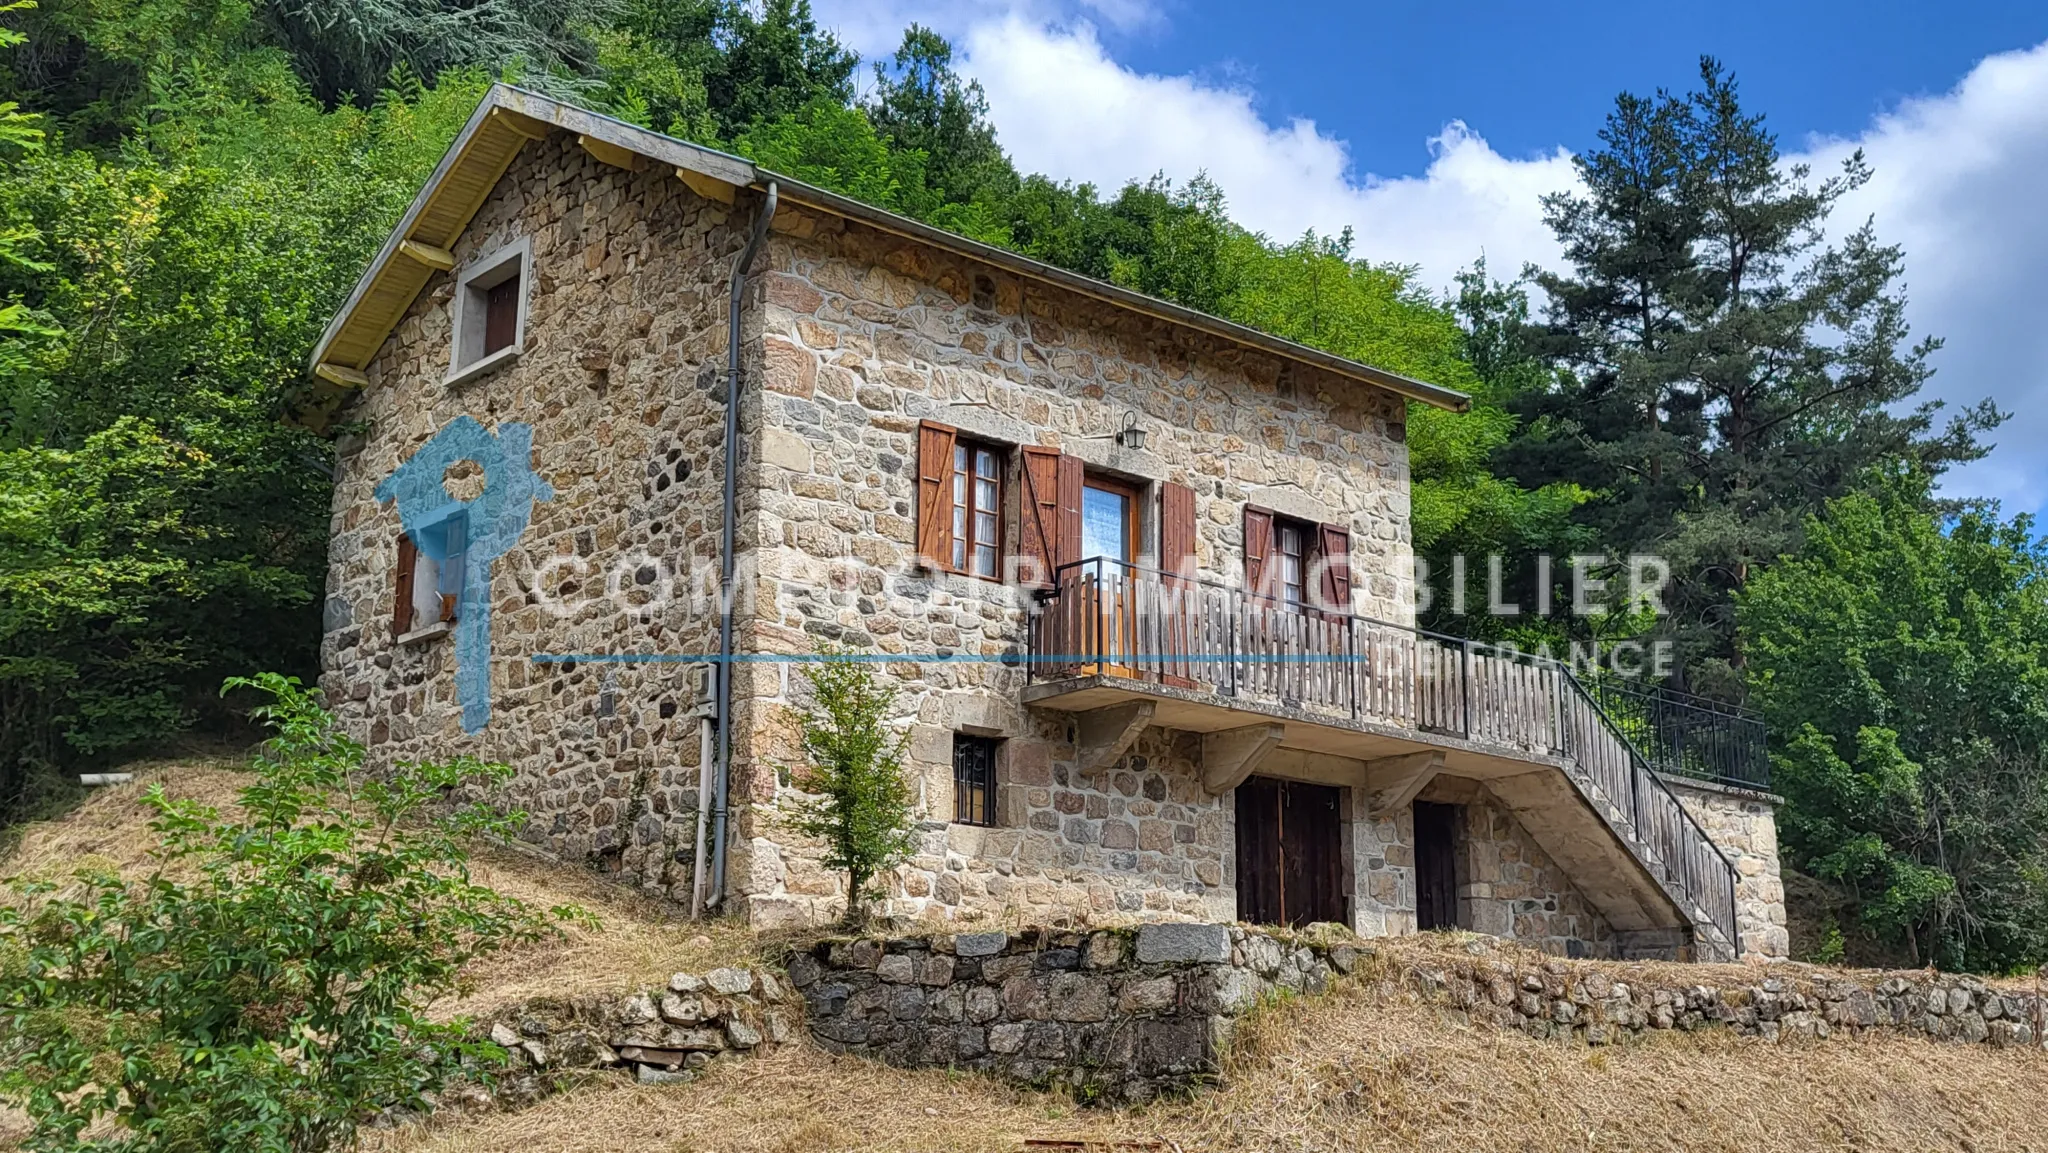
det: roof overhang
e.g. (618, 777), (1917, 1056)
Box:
(307, 85), (1471, 415)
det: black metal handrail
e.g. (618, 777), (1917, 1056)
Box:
(1579, 675), (1770, 790)
(1027, 556), (1747, 958)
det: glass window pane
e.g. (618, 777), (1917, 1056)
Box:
(975, 449), (997, 478)
(975, 543), (996, 577)
(1081, 486), (1128, 563)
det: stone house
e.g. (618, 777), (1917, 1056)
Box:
(311, 87), (1789, 962)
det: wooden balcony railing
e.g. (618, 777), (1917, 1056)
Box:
(1026, 557), (1750, 956)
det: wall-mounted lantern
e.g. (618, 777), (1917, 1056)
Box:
(1114, 410), (1147, 451)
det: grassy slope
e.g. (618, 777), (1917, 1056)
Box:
(8, 763), (2048, 1153)
(366, 992), (2048, 1153)
(0, 763), (760, 1017)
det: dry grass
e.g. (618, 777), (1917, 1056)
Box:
(364, 975), (2048, 1153)
(0, 754), (248, 884)
(441, 849), (763, 1018)
(12, 760), (2048, 1152)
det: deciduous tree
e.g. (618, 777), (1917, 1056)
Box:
(1739, 471), (2048, 971)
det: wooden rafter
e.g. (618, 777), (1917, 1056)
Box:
(579, 134), (644, 171)
(398, 239), (455, 271)
(676, 167), (737, 204)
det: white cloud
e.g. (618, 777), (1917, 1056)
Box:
(819, 0), (1159, 62)
(956, 17), (1573, 291)
(815, 2), (2048, 510)
(1790, 42), (2048, 511)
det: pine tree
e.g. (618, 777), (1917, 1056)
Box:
(866, 25), (1014, 210)
(1513, 57), (2002, 694)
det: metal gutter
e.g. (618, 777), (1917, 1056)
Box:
(707, 180), (778, 910)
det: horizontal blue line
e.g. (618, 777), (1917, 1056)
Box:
(529, 653), (1500, 665)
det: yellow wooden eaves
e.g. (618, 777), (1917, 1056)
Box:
(317, 108), (550, 373)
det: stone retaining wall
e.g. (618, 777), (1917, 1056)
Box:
(793, 923), (2048, 1107)
(431, 931), (2043, 1124)
(1422, 947), (2047, 1047)
(445, 964), (795, 1111)
(792, 922), (1362, 1104)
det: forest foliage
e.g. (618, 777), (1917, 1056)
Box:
(0, 1), (2033, 970)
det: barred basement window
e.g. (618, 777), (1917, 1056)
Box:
(953, 734), (999, 826)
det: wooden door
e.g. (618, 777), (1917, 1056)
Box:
(1234, 776), (1346, 927)
(1414, 801), (1461, 931)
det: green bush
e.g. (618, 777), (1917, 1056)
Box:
(785, 653), (917, 928)
(0, 673), (572, 1152)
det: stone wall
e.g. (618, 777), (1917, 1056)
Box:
(794, 922), (1367, 1104)
(1420, 943), (2045, 1050)
(793, 923), (2048, 1108)
(723, 201), (1414, 929)
(1664, 776), (1789, 959)
(1344, 775), (1615, 957)
(757, 722), (1236, 927)
(434, 963), (793, 1116)
(323, 133), (747, 901)
(1428, 776), (1615, 955)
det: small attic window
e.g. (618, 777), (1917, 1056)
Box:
(447, 236), (530, 386)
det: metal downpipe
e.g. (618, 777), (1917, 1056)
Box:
(707, 181), (777, 911)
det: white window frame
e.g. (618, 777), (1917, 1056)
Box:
(445, 236), (531, 387)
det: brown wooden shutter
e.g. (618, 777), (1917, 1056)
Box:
(1243, 506), (1275, 599)
(1318, 522), (1352, 614)
(1055, 453), (1084, 574)
(1159, 481), (1198, 687)
(1159, 482), (1196, 581)
(916, 420), (958, 569)
(484, 275), (520, 354)
(393, 533), (418, 637)
(1018, 447), (1062, 589)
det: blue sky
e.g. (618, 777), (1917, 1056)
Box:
(814, 1), (2048, 514)
(1111, 1), (2048, 181)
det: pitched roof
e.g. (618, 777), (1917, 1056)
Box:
(309, 84), (1471, 413)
